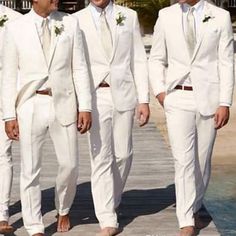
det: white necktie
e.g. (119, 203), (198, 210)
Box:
(100, 10), (113, 60)
(186, 7), (196, 57)
(42, 18), (51, 64)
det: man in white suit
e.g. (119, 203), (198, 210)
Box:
(1, 0), (91, 235)
(149, 0), (234, 235)
(74, 0), (149, 235)
(0, 4), (21, 234)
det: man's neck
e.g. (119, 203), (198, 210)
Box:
(91, 0), (111, 10)
(32, 6), (51, 18)
(187, 0), (200, 6)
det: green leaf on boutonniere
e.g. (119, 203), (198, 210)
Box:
(116, 12), (126, 26)
(54, 21), (64, 36)
(202, 15), (214, 23)
(0, 15), (8, 27)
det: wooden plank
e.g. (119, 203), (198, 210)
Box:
(5, 121), (220, 236)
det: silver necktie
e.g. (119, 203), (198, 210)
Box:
(186, 7), (196, 57)
(42, 18), (51, 64)
(100, 10), (113, 60)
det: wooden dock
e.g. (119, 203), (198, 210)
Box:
(6, 121), (220, 236)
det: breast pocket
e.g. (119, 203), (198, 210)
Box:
(54, 35), (72, 61)
(118, 28), (132, 44)
(57, 35), (71, 45)
(205, 27), (220, 40)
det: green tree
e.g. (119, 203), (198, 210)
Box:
(115, 0), (170, 33)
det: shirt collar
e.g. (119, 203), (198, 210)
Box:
(182, 0), (204, 13)
(30, 8), (51, 27)
(89, 0), (113, 17)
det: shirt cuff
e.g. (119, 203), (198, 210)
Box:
(79, 109), (91, 113)
(3, 117), (16, 122)
(220, 103), (231, 107)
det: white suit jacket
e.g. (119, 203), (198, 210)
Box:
(149, 1), (235, 116)
(0, 4), (22, 111)
(74, 4), (149, 112)
(1, 10), (91, 126)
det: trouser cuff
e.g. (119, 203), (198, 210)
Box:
(0, 210), (9, 222)
(58, 208), (70, 216)
(27, 227), (45, 236)
(179, 218), (195, 229)
(100, 221), (119, 229)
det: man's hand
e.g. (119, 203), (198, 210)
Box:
(156, 92), (166, 107)
(77, 112), (92, 134)
(214, 106), (230, 129)
(136, 103), (150, 127)
(5, 119), (19, 141)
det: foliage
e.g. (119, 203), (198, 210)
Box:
(116, 0), (170, 33)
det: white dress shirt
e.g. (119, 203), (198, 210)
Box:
(89, 1), (114, 85)
(30, 9), (52, 90)
(89, 1), (114, 37)
(182, 0), (205, 42)
(179, 0), (204, 87)
(30, 8), (52, 44)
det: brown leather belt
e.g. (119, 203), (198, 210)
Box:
(36, 89), (52, 96)
(174, 85), (193, 91)
(98, 82), (110, 88)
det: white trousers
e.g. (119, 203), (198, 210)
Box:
(88, 88), (134, 228)
(17, 94), (78, 236)
(0, 109), (13, 222)
(164, 90), (216, 228)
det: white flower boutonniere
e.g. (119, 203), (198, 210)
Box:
(54, 21), (64, 36)
(116, 12), (126, 26)
(202, 14), (214, 23)
(0, 15), (8, 27)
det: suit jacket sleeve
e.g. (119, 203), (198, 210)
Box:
(218, 12), (235, 105)
(131, 11), (149, 104)
(0, 9), (21, 114)
(1, 25), (18, 119)
(148, 11), (168, 96)
(72, 19), (92, 112)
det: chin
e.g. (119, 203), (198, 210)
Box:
(178, 0), (187, 3)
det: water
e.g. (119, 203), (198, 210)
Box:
(205, 165), (236, 236)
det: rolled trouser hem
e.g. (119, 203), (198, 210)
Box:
(0, 204), (9, 222)
(0, 215), (9, 222)
(58, 208), (70, 216)
(100, 221), (119, 229)
(26, 227), (44, 236)
(179, 219), (195, 229)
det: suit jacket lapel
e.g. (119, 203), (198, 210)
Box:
(84, 7), (108, 60)
(175, 4), (190, 59)
(191, 1), (210, 63)
(109, 4), (119, 63)
(28, 13), (48, 67)
(48, 17), (59, 68)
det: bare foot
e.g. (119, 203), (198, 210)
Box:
(0, 221), (14, 234)
(179, 226), (195, 236)
(57, 214), (70, 232)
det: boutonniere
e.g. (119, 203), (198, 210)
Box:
(0, 15), (8, 27)
(202, 14), (214, 23)
(54, 21), (64, 36)
(116, 12), (126, 26)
